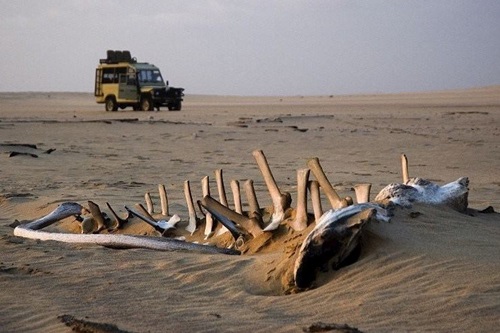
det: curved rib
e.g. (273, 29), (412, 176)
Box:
(183, 180), (198, 234)
(144, 192), (154, 214)
(215, 169), (228, 207)
(306, 158), (345, 209)
(230, 180), (243, 214)
(202, 176), (214, 238)
(242, 179), (262, 222)
(287, 168), (310, 231)
(201, 196), (263, 238)
(158, 184), (169, 216)
(308, 180), (323, 222)
(252, 149), (290, 224)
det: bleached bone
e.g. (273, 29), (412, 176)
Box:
(105, 202), (129, 229)
(294, 207), (375, 289)
(375, 154), (469, 212)
(145, 192), (154, 214)
(230, 180), (243, 214)
(353, 184), (372, 204)
(158, 184), (169, 216)
(202, 176), (214, 238)
(242, 179), (262, 221)
(214, 169), (229, 235)
(183, 180), (198, 234)
(375, 177), (469, 212)
(286, 168), (310, 231)
(201, 196), (263, 238)
(252, 149), (291, 225)
(126, 205), (180, 232)
(134, 203), (157, 222)
(308, 180), (323, 222)
(215, 169), (228, 206)
(401, 154), (409, 184)
(14, 202), (239, 255)
(307, 158), (347, 210)
(87, 200), (107, 232)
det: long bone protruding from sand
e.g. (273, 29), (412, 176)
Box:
(214, 169), (230, 236)
(14, 202), (239, 255)
(252, 149), (291, 226)
(308, 180), (323, 222)
(307, 158), (348, 210)
(401, 153), (410, 184)
(184, 180), (198, 234)
(201, 196), (263, 239)
(105, 202), (129, 230)
(158, 184), (169, 216)
(230, 180), (243, 214)
(145, 192), (154, 214)
(284, 168), (310, 232)
(353, 184), (372, 204)
(201, 176), (215, 238)
(243, 179), (262, 221)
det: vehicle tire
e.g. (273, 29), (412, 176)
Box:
(168, 101), (182, 111)
(140, 96), (153, 111)
(105, 96), (118, 112)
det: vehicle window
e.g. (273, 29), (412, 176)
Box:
(138, 69), (163, 83)
(102, 68), (115, 83)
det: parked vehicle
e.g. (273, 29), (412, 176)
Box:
(95, 50), (184, 111)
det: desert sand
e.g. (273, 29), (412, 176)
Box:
(0, 87), (499, 332)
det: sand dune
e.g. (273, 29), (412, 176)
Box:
(0, 87), (499, 332)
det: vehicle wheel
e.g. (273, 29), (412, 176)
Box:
(140, 96), (153, 111)
(105, 96), (118, 112)
(168, 101), (182, 111)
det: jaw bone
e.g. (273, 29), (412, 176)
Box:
(307, 158), (349, 210)
(252, 150), (291, 227)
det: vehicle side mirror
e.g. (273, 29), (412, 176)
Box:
(166, 80), (169, 86)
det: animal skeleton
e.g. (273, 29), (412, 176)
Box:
(12, 151), (469, 290)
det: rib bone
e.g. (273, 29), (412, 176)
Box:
(401, 154), (409, 184)
(158, 184), (169, 216)
(308, 180), (323, 222)
(145, 192), (154, 214)
(243, 179), (262, 221)
(230, 180), (243, 214)
(287, 168), (310, 231)
(201, 196), (263, 238)
(183, 180), (198, 234)
(353, 184), (372, 204)
(252, 149), (290, 225)
(202, 176), (214, 238)
(307, 158), (346, 210)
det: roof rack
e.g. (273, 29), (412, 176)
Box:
(99, 50), (137, 64)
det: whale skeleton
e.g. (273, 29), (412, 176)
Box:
(12, 151), (470, 289)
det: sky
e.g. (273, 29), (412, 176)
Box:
(1, 1), (499, 96)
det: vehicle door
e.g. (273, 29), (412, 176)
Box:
(118, 72), (138, 101)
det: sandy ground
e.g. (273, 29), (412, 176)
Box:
(0, 88), (499, 332)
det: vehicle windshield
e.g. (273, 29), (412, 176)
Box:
(138, 69), (164, 84)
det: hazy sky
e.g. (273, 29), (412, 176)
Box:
(1, 1), (499, 95)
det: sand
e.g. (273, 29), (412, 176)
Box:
(0, 88), (499, 332)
